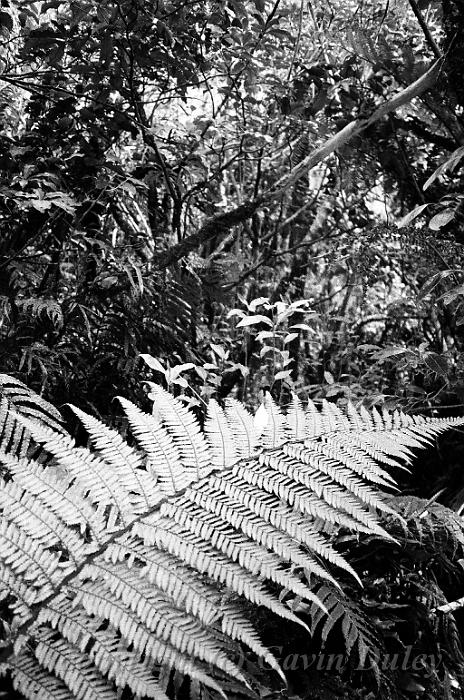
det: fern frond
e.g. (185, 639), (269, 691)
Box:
(103, 544), (221, 624)
(309, 584), (382, 674)
(158, 505), (316, 606)
(0, 374), (64, 434)
(16, 297), (63, 329)
(9, 418), (136, 528)
(103, 540), (279, 679)
(71, 579), (248, 687)
(208, 472), (361, 582)
(2, 385), (464, 700)
(166, 492), (337, 599)
(0, 452), (105, 541)
(0, 374), (65, 470)
(231, 458), (389, 535)
(0, 563), (36, 621)
(118, 397), (195, 494)
(312, 438), (397, 488)
(219, 601), (285, 680)
(337, 411), (464, 470)
(223, 398), (258, 458)
(0, 480), (87, 566)
(321, 400), (352, 432)
(41, 596), (226, 698)
(7, 652), (75, 700)
(0, 519), (68, 596)
(41, 597), (204, 699)
(260, 393), (288, 448)
(287, 393), (306, 439)
(283, 443), (399, 516)
(89, 634), (167, 700)
(69, 405), (159, 512)
(133, 514), (310, 630)
(0, 396), (29, 460)
(389, 495), (464, 552)
(248, 452), (394, 539)
(147, 384), (211, 480)
(305, 398), (325, 438)
(204, 399), (238, 468)
(35, 629), (118, 700)
(182, 483), (340, 587)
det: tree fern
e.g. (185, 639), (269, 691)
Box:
(0, 376), (463, 699)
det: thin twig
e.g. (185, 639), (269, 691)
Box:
(407, 0), (441, 60)
(286, 0), (304, 83)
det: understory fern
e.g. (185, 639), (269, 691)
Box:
(308, 583), (384, 680)
(0, 374), (463, 699)
(0, 374), (65, 459)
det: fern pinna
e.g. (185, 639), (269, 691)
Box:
(0, 374), (463, 700)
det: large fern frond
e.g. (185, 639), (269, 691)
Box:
(0, 386), (463, 700)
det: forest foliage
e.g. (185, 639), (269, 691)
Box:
(0, 0), (463, 417)
(1, 0), (464, 698)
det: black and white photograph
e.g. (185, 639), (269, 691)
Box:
(0, 1), (463, 698)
